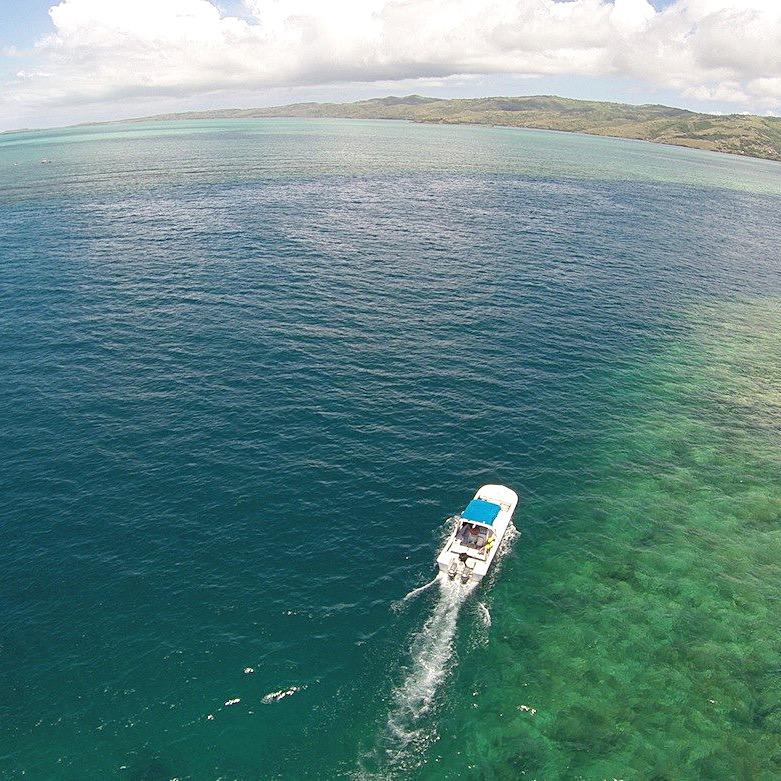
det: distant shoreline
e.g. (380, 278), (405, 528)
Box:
(4, 94), (781, 164)
(130, 94), (781, 164)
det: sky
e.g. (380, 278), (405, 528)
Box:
(1, 0), (780, 130)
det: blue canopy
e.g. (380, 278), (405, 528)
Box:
(462, 498), (501, 525)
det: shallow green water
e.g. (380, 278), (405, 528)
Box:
(1, 119), (779, 780)
(427, 299), (781, 780)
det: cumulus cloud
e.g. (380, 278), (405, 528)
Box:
(3, 0), (781, 121)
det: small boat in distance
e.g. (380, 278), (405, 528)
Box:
(437, 484), (518, 583)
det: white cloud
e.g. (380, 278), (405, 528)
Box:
(2, 0), (781, 123)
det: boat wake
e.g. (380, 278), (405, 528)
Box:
(388, 576), (475, 731)
(391, 574), (442, 611)
(356, 522), (519, 778)
(357, 576), (475, 778)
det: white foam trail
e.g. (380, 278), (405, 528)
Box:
(468, 600), (493, 650)
(391, 573), (443, 611)
(378, 577), (475, 774)
(261, 685), (305, 704)
(356, 520), (520, 778)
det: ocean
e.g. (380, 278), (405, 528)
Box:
(1, 118), (780, 779)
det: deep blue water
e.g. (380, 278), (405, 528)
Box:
(1, 119), (780, 779)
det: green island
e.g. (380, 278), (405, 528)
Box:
(143, 94), (781, 162)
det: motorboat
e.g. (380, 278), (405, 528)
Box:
(436, 484), (518, 583)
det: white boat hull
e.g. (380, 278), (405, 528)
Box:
(436, 484), (518, 583)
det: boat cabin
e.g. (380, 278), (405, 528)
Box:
(455, 498), (501, 554)
(459, 521), (491, 548)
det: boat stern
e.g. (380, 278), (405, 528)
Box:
(437, 549), (487, 584)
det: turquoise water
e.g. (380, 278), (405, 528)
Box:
(1, 119), (779, 780)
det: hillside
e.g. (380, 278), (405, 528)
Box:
(143, 95), (781, 162)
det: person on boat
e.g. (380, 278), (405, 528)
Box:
(461, 522), (482, 546)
